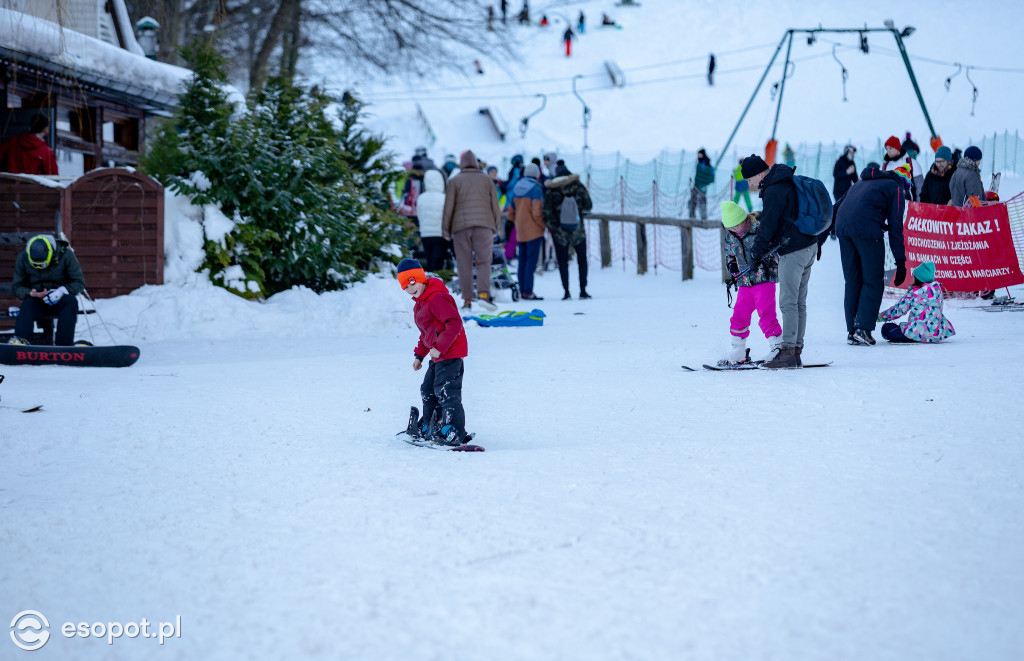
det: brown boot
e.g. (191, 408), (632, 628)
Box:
(762, 346), (799, 369)
(795, 346), (803, 367)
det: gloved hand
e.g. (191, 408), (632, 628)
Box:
(428, 347), (441, 359)
(893, 262), (907, 286)
(727, 256), (739, 277)
(43, 286), (68, 306)
(8, 306), (19, 317)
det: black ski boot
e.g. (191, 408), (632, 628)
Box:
(851, 329), (876, 346)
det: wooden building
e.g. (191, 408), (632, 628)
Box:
(1, 1), (183, 336)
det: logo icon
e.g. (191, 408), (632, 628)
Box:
(10, 611), (50, 651)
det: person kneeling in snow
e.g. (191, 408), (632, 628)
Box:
(876, 262), (955, 343)
(398, 258), (472, 446)
(721, 201), (783, 364)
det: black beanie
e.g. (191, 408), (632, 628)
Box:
(555, 163), (571, 177)
(741, 154), (769, 179)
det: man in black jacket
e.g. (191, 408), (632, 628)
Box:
(742, 154), (819, 368)
(11, 235), (86, 346)
(833, 166), (909, 345)
(832, 144), (858, 199)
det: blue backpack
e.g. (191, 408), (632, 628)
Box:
(792, 175), (833, 236)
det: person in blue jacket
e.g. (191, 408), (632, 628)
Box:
(833, 164), (910, 346)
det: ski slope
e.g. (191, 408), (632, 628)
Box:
(309, 0), (1024, 181)
(3, 240), (1024, 659)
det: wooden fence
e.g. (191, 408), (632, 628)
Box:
(586, 213), (728, 281)
(1, 168), (163, 330)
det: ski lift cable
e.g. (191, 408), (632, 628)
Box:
(364, 51), (841, 104)
(362, 41), (781, 99)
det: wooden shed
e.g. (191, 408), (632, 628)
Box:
(0, 168), (163, 329)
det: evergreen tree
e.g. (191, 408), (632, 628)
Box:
(142, 45), (407, 296)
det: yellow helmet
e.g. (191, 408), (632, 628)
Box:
(27, 235), (54, 269)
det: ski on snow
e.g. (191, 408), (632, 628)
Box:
(0, 375), (43, 412)
(681, 362), (832, 371)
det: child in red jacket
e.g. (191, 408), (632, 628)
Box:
(398, 258), (471, 445)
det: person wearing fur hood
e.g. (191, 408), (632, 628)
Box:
(542, 162), (593, 299)
(948, 146), (985, 207)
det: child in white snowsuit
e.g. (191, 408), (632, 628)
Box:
(877, 261), (956, 343)
(721, 201), (783, 363)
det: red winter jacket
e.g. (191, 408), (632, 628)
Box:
(0, 133), (59, 175)
(412, 278), (468, 361)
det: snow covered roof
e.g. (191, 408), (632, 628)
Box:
(0, 3), (190, 110)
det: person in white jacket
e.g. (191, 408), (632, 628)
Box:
(416, 168), (449, 271)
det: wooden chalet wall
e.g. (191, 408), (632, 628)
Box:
(0, 169), (163, 329)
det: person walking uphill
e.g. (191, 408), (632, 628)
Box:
(510, 163), (546, 300)
(397, 258), (472, 446)
(832, 164), (910, 346)
(9, 235), (86, 346)
(741, 154), (819, 368)
(543, 161), (593, 300)
(442, 150), (502, 310)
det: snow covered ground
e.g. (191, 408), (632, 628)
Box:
(4, 240), (1024, 660)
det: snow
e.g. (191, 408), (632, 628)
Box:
(0, 7), (190, 101)
(3, 1), (1024, 658)
(4, 245), (1024, 659)
(309, 0), (1023, 185)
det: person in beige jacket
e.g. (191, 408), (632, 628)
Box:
(442, 150), (502, 309)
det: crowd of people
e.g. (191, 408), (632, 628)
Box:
(394, 147), (594, 309)
(713, 133), (975, 369)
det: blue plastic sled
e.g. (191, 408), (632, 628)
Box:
(463, 309), (545, 327)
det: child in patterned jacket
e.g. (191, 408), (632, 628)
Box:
(720, 201), (783, 364)
(877, 261), (956, 343)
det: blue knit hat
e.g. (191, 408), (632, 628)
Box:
(935, 146), (952, 161)
(913, 261), (936, 283)
(964, 146), (982, 161)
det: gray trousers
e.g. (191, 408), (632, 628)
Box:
(452, 226), (494, 300)
(777, 242), (816, 348)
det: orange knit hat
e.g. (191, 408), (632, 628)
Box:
(396, 258), (427, 289)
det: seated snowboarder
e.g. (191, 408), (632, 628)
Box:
(9, 235), (86, 346)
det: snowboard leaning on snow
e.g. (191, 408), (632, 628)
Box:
(0, 342), (140, 367)
(396, 406), (485, 452)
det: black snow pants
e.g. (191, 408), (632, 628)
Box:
(420, 358), (466, 438)
(839, 235), (886, 332)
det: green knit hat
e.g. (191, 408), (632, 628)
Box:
(721, 201), (748, 228)
(913, 261), (936, 283)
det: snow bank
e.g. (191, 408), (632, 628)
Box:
(92, 273), (410, 343)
